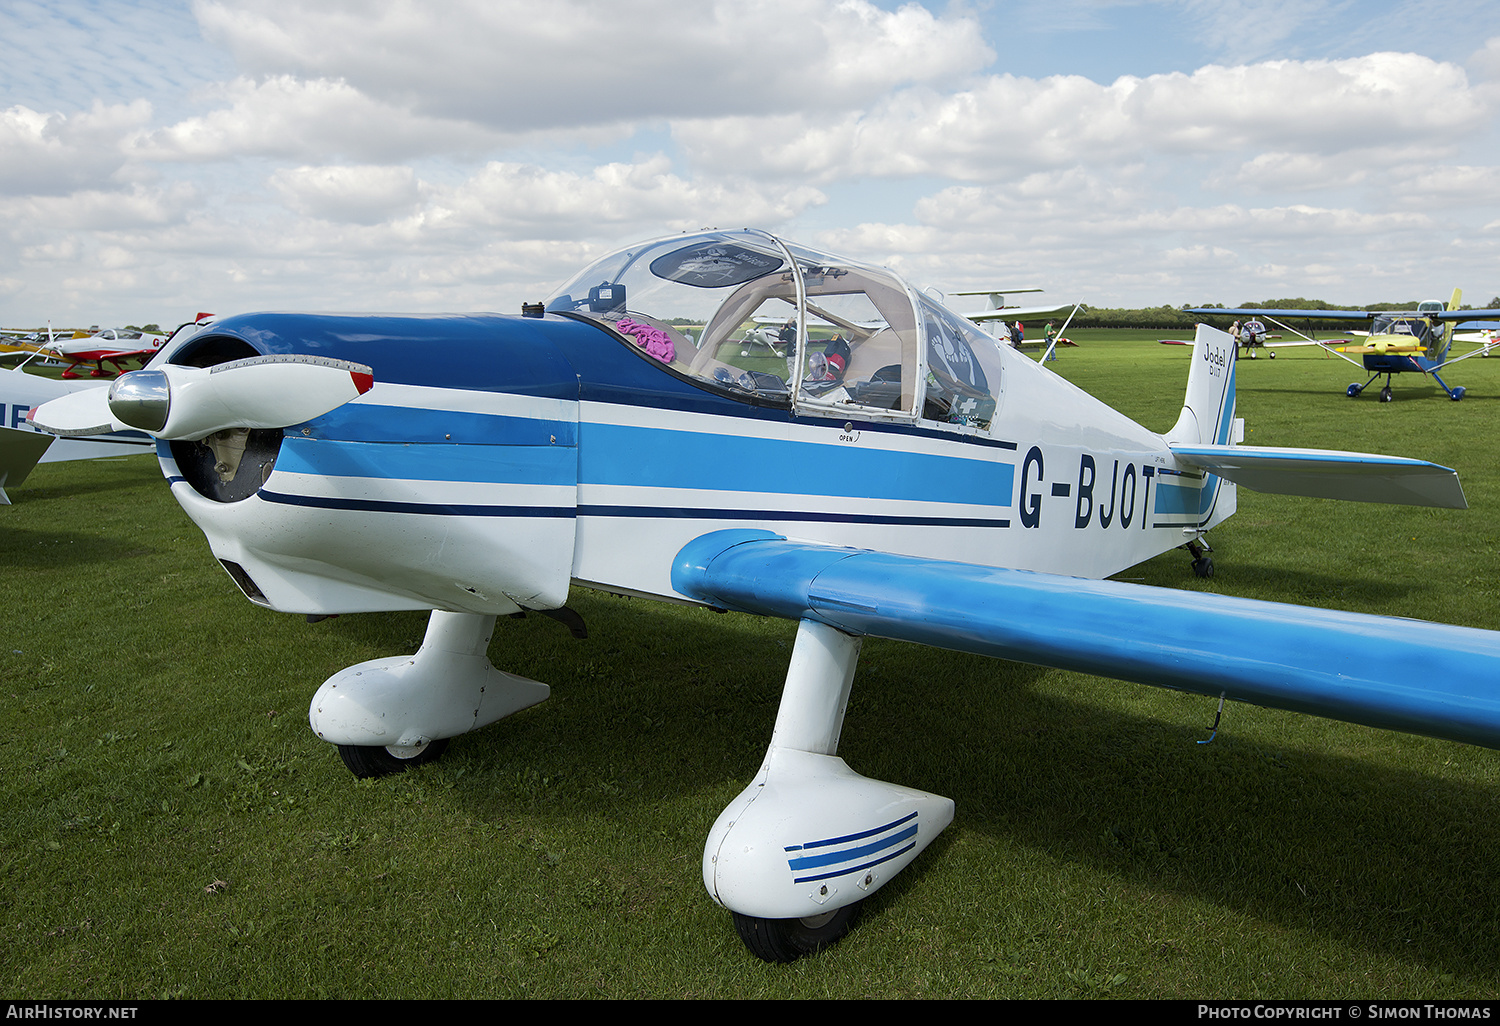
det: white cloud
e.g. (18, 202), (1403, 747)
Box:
(193, 0), (992, 130)
(2, 182), (200, 232)
(1470, 35), (1500, 79)
(423, 156), (826, 238)
(0, 101), (152, 195)
(679, 51), (1492, 182)
(131, 76), (503, 162)
(269, 164), (424, 224)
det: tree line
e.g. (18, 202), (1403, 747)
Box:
(1066, 296), (1500, 331)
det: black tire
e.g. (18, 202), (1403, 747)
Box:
(732, 902), (862, 962)
(1192, 557), (1214, 579)
(336, 738), (450, 779)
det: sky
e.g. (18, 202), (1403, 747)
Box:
(3, 0), (1499, 328)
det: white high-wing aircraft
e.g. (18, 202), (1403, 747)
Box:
(949, 289), (1082, 359)
(35, 230), (1500, 962)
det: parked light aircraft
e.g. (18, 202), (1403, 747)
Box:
(950, 290), (1081, 358)
(34, 230), (1500, 962)
(1189, 291), (1500, 401)
(0, 317), (219, 497)
(1, 326), (169, 379)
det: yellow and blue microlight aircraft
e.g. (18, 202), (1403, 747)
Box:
(34, 229), (1500, 962)
(1189, 290), (1500, 402)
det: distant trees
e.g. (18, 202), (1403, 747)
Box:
(1068, 296), (1500, 331)
(1068, 305), (1199, 330)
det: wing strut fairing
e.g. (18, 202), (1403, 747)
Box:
(673, 527), (1500, 949)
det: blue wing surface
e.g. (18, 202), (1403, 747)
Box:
(1187, 308), (1376, 321)
(674, 530), (1500, 750)
(1188, 307), (1500, 322)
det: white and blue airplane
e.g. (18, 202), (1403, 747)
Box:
(34, 229), (1500, 962)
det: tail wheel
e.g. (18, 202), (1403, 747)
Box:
(731, 901), (863, 962)
(336, 738), (450, 778)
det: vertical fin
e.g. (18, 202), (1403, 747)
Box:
(1435, 287), (1462, 365)
(1166, 323), (1238, 530)
(1166, 323), (1237, 446)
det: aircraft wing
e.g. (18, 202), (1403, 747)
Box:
(1188, 307), (1375, 321)
(1191, 307), (1500, 323)
(1168, 444), (1465, 508)
(0, 425), (54, 504)
(675, 531), (1500, 750)
(964, 301), (1080, 321)
(1159, 338), (1337, 348)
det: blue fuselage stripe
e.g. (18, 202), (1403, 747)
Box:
(581, 422), (1013, 508)
(276, 437), (576, 486)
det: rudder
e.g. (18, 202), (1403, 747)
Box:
(1167, 323), (1237, 447)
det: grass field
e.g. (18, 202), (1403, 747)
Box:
(3, 329), (1499, 999)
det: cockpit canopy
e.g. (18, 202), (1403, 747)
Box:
(1372, 313), (1439, 346)
(545, 229), (1005, 430)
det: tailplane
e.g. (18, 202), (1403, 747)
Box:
(1166, 323), (1465, 509)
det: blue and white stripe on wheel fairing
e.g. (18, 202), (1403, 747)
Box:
(784, 812), (921, 884)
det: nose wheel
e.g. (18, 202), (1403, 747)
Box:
(732, 902), (864, 963)
(337, 738), (450, 778)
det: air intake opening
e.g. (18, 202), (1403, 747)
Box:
(220, 560), (270, 606)
(172, 428), (284, 503)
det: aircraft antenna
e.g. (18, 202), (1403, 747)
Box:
(1197, 693), (1227, 744)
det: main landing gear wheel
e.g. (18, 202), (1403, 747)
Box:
(1379, 386), (1393, 403)
(1192, 557), (1214, 579)
(732, 901), (863, 962)
(336, 738), (450, 779)
(1347, 383), (1363, 397)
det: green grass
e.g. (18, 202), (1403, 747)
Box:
(3, 331), (1500, 998)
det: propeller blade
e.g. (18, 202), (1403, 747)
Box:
(108, 354), (374, 440)
(29, 386), (121, 436)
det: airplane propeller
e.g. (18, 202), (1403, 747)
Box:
(32, 354), (374, 441)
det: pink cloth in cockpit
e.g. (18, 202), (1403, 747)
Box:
(616, 318), (675, 362)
